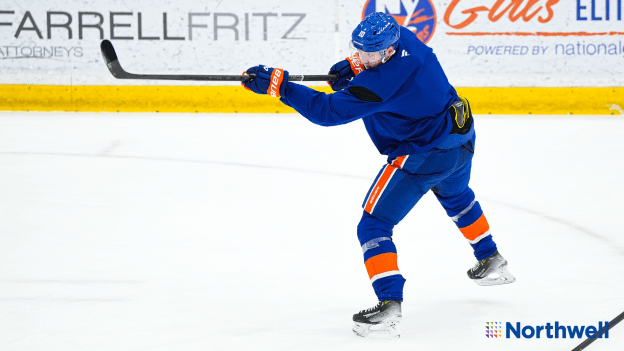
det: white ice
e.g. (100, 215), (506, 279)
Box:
(0, 112), (623, 351)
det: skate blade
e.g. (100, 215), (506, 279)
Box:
(353, 321), (400, 339)
(474, 267), (516, 286)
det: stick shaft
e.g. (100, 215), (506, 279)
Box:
(101, 40), (338, 82)
(571, 311), (624, 351)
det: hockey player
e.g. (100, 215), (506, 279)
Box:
(241, 12), (515, 339)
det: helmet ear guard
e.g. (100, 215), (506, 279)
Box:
(381, 45), (396, 64)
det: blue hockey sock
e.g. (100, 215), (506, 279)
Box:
(358, 212), (406, 301)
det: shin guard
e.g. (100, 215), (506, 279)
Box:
(357, 212), (406, 301)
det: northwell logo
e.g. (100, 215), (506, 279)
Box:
(488, 322), (611, 339)
(486, 322), (502, 338)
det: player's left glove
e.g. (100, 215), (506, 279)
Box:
(327, 55), (366, 91)
(242, 65), (289, 98)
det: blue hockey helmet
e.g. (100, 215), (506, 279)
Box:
(351, 12), (400, 53)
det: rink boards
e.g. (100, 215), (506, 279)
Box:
(1, 1), (623, 115)
(1, 85), (622, 115)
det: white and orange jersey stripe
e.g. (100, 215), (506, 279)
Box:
(363, 156), (409, 214)
(391, 155), (409, 168)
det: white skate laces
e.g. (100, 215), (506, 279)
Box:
(360, 302), (383, 313)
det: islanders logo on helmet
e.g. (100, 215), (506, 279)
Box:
(362, 0), (437, 44)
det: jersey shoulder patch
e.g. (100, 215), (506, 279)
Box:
(347, 86), (383, 102)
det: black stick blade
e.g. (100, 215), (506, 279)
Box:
(100, 40), (118, 64)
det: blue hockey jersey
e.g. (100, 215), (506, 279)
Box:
(281, 27), (471, 158)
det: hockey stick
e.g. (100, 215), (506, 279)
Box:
(571, 310), (624, 351)
(100, 40), (339, 82)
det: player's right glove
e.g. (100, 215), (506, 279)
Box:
(327, 55), (366, 91)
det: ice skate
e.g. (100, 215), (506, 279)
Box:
(352, 301), (402, 339)
(467, 251), (516, 286)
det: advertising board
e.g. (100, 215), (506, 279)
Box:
(0, 1), (621, 113)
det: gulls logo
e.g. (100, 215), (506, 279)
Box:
(362, 0), (437, 44)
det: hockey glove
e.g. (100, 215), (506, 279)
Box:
(242, 65), (289, 98)
(327, 55), (365, 91)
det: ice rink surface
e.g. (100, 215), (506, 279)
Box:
(0, 111), (623, 351)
